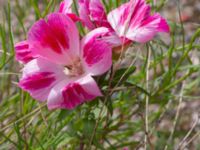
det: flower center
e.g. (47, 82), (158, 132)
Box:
(63, 58), (84, 77)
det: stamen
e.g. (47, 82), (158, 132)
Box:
(63, 58), (84, 77)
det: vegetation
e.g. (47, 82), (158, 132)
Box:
(0, 0), (200, 149)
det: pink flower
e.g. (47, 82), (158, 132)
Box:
(17, 13), (112, 110)
(77, 0), (169, 44)
(107, 0), (169, 43)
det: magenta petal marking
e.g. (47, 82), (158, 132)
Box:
(156, 14), (170, 32)
(67, 13), (82, 22)
(78, 0), (110, 30)
(89, 0), (109, 27)
(62, 83), (95, 109)
(82, 28), (111, 66)
(15, 41), (34, 63)
(59, 0), (73, 14)
(47, 14), (70, 50)
(59, 2), (65, 12)
(15, 42), (29, 50)
(19, 72), (55, 91)
(83, 41), (106, 66)
(28, 13), (80, 65)
(28, 14), (72, 54)
(28, 19), (63, 54)
(118, 3), (131, 25)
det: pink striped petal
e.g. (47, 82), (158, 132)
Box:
(78, 0), (110, 30)
(81, 27), (112, 75)
(100, 31), (126, 47)
(107, 0), (169, 43)
(89, 0), (110, 27)
(28, 13), (80, 65)
(126, 13), (170, 43)
(47, 75), (102, 110)
(78, 0), (95, 29)
(59, 0), (73, 14)
(15, 41), (34, 63)
(19, 58), (65, 101)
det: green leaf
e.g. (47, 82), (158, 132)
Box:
(83, 118), (95, 138)
(112, 66), (136, 86)
(57, 109), (73, 120)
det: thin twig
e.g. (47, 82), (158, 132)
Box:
(144, 47), (151, 150)
(177, 113), (199, 149)
(0, 72), (20, 76)
(164, 81), (185, 150)
(183, 131), (200, 147)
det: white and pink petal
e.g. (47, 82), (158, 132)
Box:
(126, 13), (170, 43)
(78, 0), (110, 30)
(89, 0), (110, 28)
(19, 58), (65, 101)
(47, 75), (102, 110)
(81, 27), (112, 76)
(107, 2), (129, 35)
(78, 0), (96, 29)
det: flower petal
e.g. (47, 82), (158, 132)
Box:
(15, 41), (34, 63)
(100, 32), (124, 48)
(81, 27), (112, 76)
(78, 0), (109, 30)
(78, 0), (95, 29)
(59, 0), (73, 14)
(47, 75), (102, 110)
(28, 13), (80, 65)
(107, 0), (169, 43)
(19, 58), (65, 101)
(89, 0), (110, 27)
(59, 0), (81, 22)
(67, 13), (82, 22)
(126, 13), (170, 43)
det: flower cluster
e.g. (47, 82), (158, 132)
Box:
(15, 0), (169, 110)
